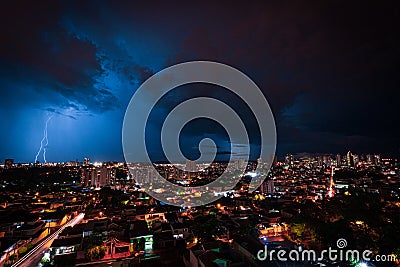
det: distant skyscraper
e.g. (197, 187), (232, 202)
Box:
(285, 154), (294, 166)
(317, 156), (323, 166)
(185, 159), (197, 180)
(260, 179), (275, 194)
(346, 151), (354, 167)
(4, 159), (14, 169)
(257, 158), (263, 169)
(234, 158), (247, 171)
(81, 168), (93, 186)
(336, 154), (341, 166)
(323, 155), (330, 166)
(84, 158), (90, 166)
(374, 154), (381, 165)
(185, 159), (197, 172)
(81, 165), (114, 187)
(352, 154), (359, 166)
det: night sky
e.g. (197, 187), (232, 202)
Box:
(1, 1), (399, 163)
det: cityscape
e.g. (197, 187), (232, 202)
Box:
(0, 153), (399, 266)
(1, 1), (400, 267)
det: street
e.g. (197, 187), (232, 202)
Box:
(11, 213), (85, 267)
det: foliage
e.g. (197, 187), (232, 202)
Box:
(41, 256), (50, 263)
(19, 246), (27, 254)
(85, 245), (107, 260)
(83, 231), (103, 250)
(191, 215), (228, 242)
(8, 254), (18, 262)
(289, 189), (400, 253)
(99, 187), (129, 208)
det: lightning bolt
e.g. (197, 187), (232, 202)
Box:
(34, 115), (53, 163)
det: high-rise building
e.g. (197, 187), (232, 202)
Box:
(260, 179), (275, 194)
(99, 165), (115, 186)
(346, 151), (354, 167)
(317, 156), (323, 166)
(185, 160), (197, 172)
(352, 154), (359, 166)
(81, 168), (93, 186)
(4, 159), (14, 169)
(323, 155), (330, 166)
(336, 154), (341, 166)
(81, 165), (114, 187)
(84, 158), (90, 166)
(233, 158), (247, 171)
(374, 154), (381, 166)
(285, 154), (294, 166)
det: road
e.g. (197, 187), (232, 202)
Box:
(11, 213), (85, 267)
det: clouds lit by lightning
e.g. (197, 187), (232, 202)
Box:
(34, 115), (53, 163)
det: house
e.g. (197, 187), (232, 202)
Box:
(13, 221), (45, 238)
(50, 236), (82, 256)
(129, 220), (153, 251)
(102, 237), (131, 260)
(171, 222), (190, 239)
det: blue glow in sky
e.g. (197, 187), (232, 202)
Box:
(1, 1), (399, 162)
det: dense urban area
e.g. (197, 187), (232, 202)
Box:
(0, 152), (399, 267)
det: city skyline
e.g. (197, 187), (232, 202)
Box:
(1, 150), (390, 166)
(1, 2), (400, 266)
(1, 1), (400, 163)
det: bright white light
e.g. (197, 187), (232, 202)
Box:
(359, 263), (368, 267)
(246, 172), (258, 178)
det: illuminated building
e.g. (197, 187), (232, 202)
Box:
(185, 160), (197, 172)
(234, 158), (247, 171)
(336, 154), (341, 166)
(353, 154), (359, 166)
(374, 154), (381, 165)
(260, 179), (275, 194)
(186, 159), (197, 180)
(346, 151), (354, 167)
(81, 165), (115, 187)
(4, 159), (14, 169)
(285, 154), (294, 166)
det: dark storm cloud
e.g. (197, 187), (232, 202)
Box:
(0, 1), (156, 115)
(1, 0), (399, 161)
(165, 1), (400, 155)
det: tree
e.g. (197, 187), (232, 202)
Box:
(85, 245), (107, 260)
(9, 254), (18, 262)
(19, 246), (27, 254)
(97, 246), (106, 259)
(85, 247), (95, 260)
